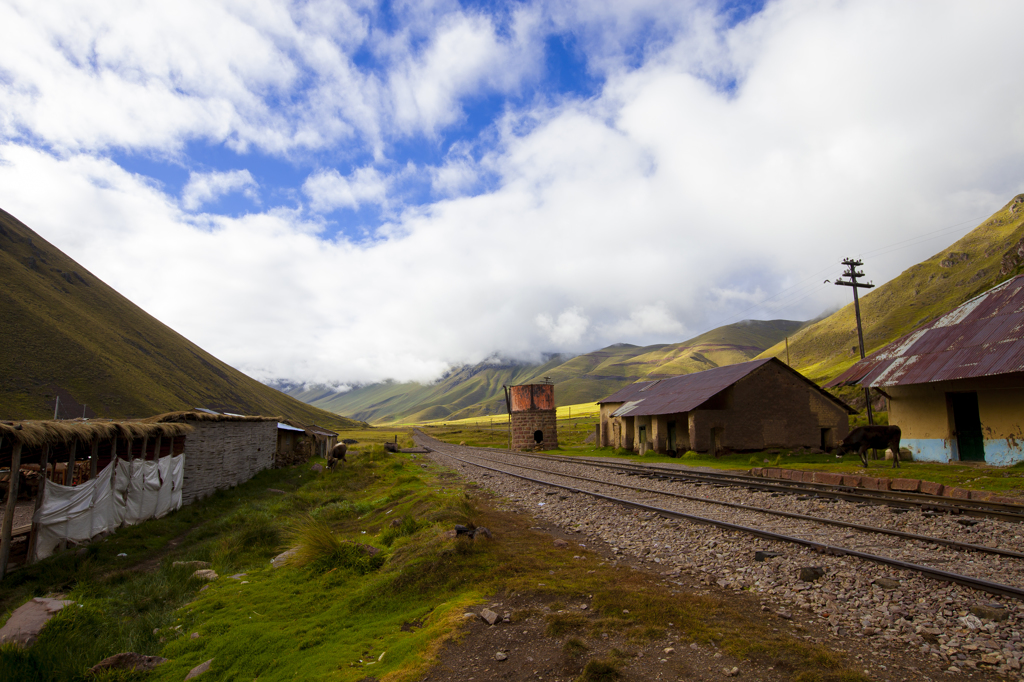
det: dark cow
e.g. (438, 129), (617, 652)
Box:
(327, 442), (348, 471)
(834, 425), (902, 468)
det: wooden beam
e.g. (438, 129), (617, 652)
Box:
(26, 443), (50, 564)
(64, 439), (77, 486)
(1, 442), (24, 579)
(90, 440), (99, 479)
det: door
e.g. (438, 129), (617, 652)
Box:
(949, 392), (985, 462)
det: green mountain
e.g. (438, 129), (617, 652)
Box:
(0, 207), (363, 431)
(756, 194), (1024, 384)
(287, 318), (804, 424)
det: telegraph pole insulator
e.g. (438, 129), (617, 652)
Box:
(834, 258), (876, 426)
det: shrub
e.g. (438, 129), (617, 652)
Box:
(680, 451), (702, 460)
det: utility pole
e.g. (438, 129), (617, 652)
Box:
(834, 258), (876, 425)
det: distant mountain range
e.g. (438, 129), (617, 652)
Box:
(277, 318), (806, 424)
(0, 207), (362, 430)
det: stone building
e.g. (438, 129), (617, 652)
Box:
(509, 383), (558, 451)
(828, 274), (1024, 465)
(598, 358), (852, 454)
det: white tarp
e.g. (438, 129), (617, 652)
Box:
(32, 454), (184, 561)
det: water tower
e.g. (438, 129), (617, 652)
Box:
(506, 381), (558, 451)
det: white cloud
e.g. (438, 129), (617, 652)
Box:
(536, 308), (590, 346)
(181, 170), (259, 211)
(3, 0), (1024, 389)
(302, 166), (388, 213)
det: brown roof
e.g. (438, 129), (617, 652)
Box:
(599, 358), (853, 416)
(826, 275), (1024, 388)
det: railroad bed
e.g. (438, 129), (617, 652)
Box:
(415, 431), (1024, 678)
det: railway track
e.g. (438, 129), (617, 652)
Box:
(413, 431), (1024, 602)
(459, 445), (1024, 523)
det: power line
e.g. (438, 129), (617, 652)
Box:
(695, 212), (990, 332)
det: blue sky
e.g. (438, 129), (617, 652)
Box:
(2, 0), (1023, 387)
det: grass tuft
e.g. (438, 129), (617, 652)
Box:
(285, 515), (386, 575)
(575, 658), (621, 682)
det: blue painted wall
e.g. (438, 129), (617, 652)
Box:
(902, 437), (1024, 465)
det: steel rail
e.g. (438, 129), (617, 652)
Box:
(483, 447), (1024, 522)
(457, 449), (1024, 561)
(419, 437), (1024, 602)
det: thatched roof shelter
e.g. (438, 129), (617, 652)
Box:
(0, 418), (192, 449)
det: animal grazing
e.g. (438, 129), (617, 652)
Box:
(834, 425), (902, 468)
(327, 442), (347, 471)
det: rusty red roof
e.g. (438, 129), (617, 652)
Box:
(599, 358), (851, 416)
(826, 274), (1024, 388)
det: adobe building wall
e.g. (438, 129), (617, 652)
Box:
(181, 421), (276, 504)
(687, 363), (849, 453)
(511, 409), (557, 451)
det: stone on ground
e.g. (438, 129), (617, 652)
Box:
(89, 652), (168, 673)
(185, 658), (214, 680)
(0, 597), (74, 647)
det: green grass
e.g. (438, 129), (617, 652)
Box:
(2, 448), (870, 681)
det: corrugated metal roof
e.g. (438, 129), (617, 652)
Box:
(600, 359), (774, 417)
(827, 275), (1024, 388)
(277, 423), (305, 432)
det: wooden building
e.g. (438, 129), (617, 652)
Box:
(598, 358), (852, 455)
(828, 274), (1024, 465)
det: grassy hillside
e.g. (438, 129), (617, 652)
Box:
(0, 207), (363, 430)
(756, 194), (1024, 383)
(298, 319), (803, 424)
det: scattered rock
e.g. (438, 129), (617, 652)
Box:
(173, 561), (211, 570)
(495, 651), (508, 661)
(271, 547), (299, 568)
(310, 463), (323, 473)
(0, 598), (75, 647)
(798, 566), (824, 582)
(872, 577), (901, 590)
(663, 647), (675, 654)
(754, 551), (780, 562)
(971, 603), (1010, 622)
(230, 573), (247, 580)
(724, 666), (739, 676)
(89, 652), (168, 673)
(185, 658), (214, 680)
(481, 608), (500, 625)
(192, 569), (218, 581)
(776, 610), (793, 620)
(553, 539), (569, 548)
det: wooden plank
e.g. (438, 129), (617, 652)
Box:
(1, 441), (24, 579)
(26, 443), (50, 564)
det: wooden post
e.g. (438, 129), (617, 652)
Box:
(27, 443), (50, 564)
(127, 438), (135, 464)
(153, 435), (162, 461)
(1, 442), (23, 579)
(140, 436), (148, 462)
(65, 439), (77, 486)
(90, 440), (99, 479)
